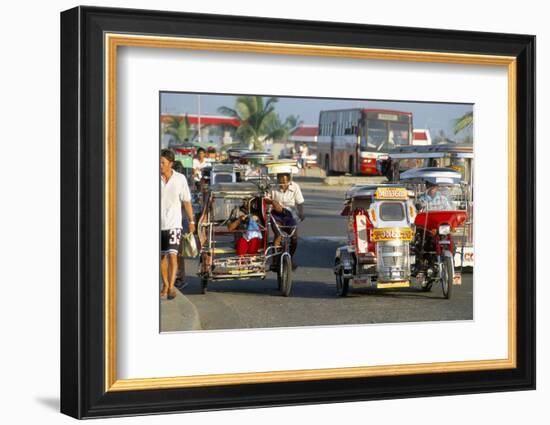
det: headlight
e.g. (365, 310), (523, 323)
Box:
(439, 224), (451, 235)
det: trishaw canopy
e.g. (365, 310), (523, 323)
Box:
(399, 167), (463, 185)
(209, 182), (264, 197)
(387, 143), (473, 160)
(260, 159), (300, 175)
(345, 184), (415, 201)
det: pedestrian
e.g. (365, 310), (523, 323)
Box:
(192, 147), (210, 190)
(267, 173), (305, 270)
(172, 160), (191, 289)
(299, 143), (309, 176)
(160, 149), (195, 300)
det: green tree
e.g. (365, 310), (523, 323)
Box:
(218, 96), (289, 150)
(163, 115), (191, 144)
(453, 111), (473, 135)
(264, 114), (304, 143)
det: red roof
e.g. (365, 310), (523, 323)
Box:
(291, 126), (318, 137)
(413, 131), (428, 141)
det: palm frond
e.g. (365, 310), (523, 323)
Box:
(453, 111), (473, 134)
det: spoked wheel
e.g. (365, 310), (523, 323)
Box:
(441, 255), (454, 299)
(200, 276), (208, 294)
(278, 254), (292, 297)
(335, 261), (350, 297)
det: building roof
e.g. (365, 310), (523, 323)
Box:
(291, 125), (318, 137)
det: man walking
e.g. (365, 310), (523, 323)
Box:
(160, 149), (195, 300)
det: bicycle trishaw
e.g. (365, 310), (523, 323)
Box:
(196, 162), (298, 296)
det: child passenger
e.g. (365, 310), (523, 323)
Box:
(227, 201), (263, 256)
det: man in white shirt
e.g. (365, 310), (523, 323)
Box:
(267, 173), (305, 269)
(160, 149), (195, 300)
(192, 147), (210, 189)
(298, 143), (309, 175)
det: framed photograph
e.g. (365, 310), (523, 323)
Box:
(60, 6), (535, 419)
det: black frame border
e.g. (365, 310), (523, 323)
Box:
(60, 6), (535, 419)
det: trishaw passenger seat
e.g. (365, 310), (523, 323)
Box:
(212, 246), (237, 254)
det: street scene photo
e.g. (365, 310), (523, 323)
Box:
(159, 92), (474, 332)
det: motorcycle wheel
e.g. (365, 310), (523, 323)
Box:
(335, 261), (350, 297)
(278, 254), (292, 297)
(441, 256), (454, 299)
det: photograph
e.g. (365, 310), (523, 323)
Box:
(159, 92), (475, 332)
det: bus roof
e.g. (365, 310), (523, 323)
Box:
(319, 108), (412, 116)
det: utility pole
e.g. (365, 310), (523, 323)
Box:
(197, 94), (202, 143)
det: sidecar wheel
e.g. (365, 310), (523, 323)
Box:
(335, 261), (350, 297)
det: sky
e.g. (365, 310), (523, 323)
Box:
(161, 92), (473, 140)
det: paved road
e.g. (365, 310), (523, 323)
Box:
(163, 179), (473, 331)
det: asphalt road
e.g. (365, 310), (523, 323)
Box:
(163, 178), (473, 331)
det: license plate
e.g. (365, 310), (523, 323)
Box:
(377, 281), (410, 289)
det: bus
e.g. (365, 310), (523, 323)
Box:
(317, 108), (413, 175)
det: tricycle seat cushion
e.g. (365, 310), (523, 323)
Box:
(212, 247), (237, 254)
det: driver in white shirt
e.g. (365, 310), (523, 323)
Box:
(266, 173), (305, 270)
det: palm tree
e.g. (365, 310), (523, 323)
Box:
(218, 96), (285, 150)
(163, 114), (191, 144)
(453, 111), (473, 135)
(264, 114), (304, 143)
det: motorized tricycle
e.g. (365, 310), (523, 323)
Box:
(383, 143), (474, 268)
(334, 185), (417, 296)
(399, 167), (469, 299)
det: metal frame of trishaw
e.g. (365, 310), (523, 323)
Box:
(197, 177), (297, 297)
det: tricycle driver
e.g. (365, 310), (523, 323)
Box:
(266, 173), (305, 270)
(418, 181), (452, 211)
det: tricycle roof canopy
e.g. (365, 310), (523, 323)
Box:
(261, 159), (300, 175)
(209, 182), (264, 196)
(345, 184), (414, 200)
(387, 143), (474, 159)
(399, 167), (462, 185)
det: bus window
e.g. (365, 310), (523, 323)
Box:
(364, 119), (388, 150)
(389, 122), (410, 146)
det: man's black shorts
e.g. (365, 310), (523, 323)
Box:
(161, 228), (182, 255)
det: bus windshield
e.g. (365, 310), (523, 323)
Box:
(362, 119), (410, 151)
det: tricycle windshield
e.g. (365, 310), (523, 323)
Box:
(379, 202), (405, 221)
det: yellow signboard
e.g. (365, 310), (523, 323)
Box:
(374, 187), (408, 200)
(371, 227), (413, 242)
